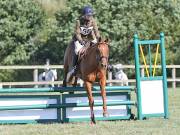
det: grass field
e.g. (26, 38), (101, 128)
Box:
(0, 88), (179, 135)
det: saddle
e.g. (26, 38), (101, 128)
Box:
(75, 42), (93, 77)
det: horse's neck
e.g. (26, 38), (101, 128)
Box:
(86, 46), (98, 65)
(79, 46), (99, 74)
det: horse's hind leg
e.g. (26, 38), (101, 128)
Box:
(84, 81), (96, 124)
(72, 76), (78, 87)
(63, 68), (68, 87)
(63, 77), (67, 87)
(69, 76), (78, 94)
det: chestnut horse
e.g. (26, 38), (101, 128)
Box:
(63, 38), (109, 124)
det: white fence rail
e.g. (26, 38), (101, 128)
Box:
(0, 65), (179, 89)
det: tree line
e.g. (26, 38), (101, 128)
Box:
(0, 0), (180, 81)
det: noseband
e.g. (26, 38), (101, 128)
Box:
(99, 55), (108, 61)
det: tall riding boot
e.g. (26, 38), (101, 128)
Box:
(66, 54), (79, 84)
(72, 54), (78, 75)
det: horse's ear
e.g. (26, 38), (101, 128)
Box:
(104, 38), (109, 44)
(98, 37), (102, 43)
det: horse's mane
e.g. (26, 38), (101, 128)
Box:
(86, 41), (107, 55)
(79, 43), (98, 59)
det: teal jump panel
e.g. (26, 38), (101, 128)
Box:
(0, 86), (136, 124)
(62, 92), (132, 122)
(0, 95), (61, 123)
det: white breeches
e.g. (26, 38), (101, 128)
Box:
(74, 41), (83, 55)
(91, 38), (97, 44)
(74, 38), (97, 55)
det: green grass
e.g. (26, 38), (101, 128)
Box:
(0, 88), (180, 135)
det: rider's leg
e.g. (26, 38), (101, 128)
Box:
(73, 53), (78, 67)
(74, 40), (83, 55)
(67, 41), (83, 83)
(72, 53), (78, 75)
(67, 40), (82, 79)
(72, 41), (83, 74)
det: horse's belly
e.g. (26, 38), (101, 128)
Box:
(82, 73), (96, 82)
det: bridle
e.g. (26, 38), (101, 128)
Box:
(99, 55), (108, 61)
(96, 43), (109, 68)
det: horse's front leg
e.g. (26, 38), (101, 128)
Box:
(84, 81), (96, 124)
(99, 72), (108, 117)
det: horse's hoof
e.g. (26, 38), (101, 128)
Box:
(103, 112), (109, 117)
(91, 116), (96, 125)
(91, 120), (96, 125)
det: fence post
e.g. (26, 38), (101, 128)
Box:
(134, 33), (143, 120)
(33, 69), (38, 88)
(160, 32), (168, 119)
(172, 67), (176, 90)
(141, 68), (144, 77)
(108, 71), (112, 86)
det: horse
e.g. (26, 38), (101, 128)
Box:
(38, 69), (57, 87)
(63, 38), (109, 124)
(114, 64), (129, 86)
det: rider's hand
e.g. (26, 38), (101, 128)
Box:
(81, 41), (90, 46)
(90, 42), (96, 46)
(79, 46), (86, 55)
(85, 41), (91, 46)
(80, 41), (86, 46)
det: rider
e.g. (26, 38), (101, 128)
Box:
(70, 6), (100, 76)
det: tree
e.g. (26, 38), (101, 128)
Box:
(0, 0), (45, 65)
(0, 0), (45, 81)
